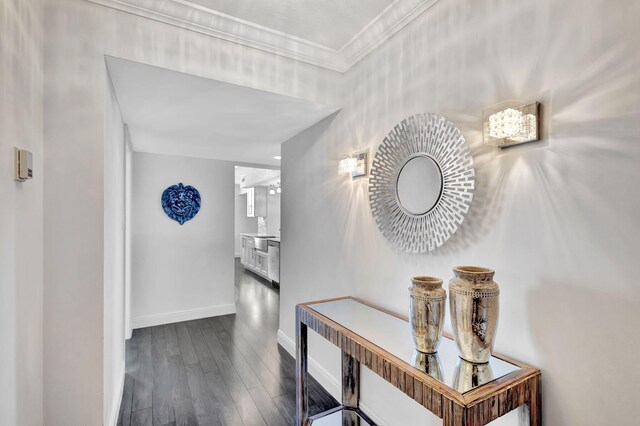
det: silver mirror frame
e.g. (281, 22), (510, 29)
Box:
(369, 113), (475, 253)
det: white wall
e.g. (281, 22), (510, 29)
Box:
(234, 184), (257, 256)
(43, 0), (341, 423)
(0, 1), (44, 425)
(125, 139), (133, 339)
(131, 152), (236, 327)
(104, 70), (126, 426)
(280, 0), (640, 425)
(278, 113), (351, 404)
(266, 191), (281, 236)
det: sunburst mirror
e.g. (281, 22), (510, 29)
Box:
(368, 113), (475, 253)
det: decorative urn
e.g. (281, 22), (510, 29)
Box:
(449, 266), (500, 364)
(409, 276), (446, 354)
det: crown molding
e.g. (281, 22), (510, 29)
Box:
(86, 0), (440, 73)
(340, 0), (440, 69)
(87, 0), (343, 70)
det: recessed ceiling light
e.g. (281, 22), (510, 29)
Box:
(273, 156), (281, 160)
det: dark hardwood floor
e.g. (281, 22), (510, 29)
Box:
(117, 259), (338, 426)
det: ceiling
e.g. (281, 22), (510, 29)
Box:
(234, 167), (280, 186)
(106, 57), (338, 166)
(88, 0), (441, 72)
(188, 0), (393, 50)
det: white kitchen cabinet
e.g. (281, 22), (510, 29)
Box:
(241, 236), (252, 265)
(256, 251), (268, 276)
(246, 187), (253, 216)
(240, 237), (247, 264)
(246, 186), (267, 217)
(248, 243), (256, 267)
(240, 236), (256, 267)
(240, 235), (272, 281)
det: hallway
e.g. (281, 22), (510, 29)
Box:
(117, 260), (337, 425)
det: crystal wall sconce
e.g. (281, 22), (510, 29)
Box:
(483, 102), (540, 148)
(338, 150), (368, 179)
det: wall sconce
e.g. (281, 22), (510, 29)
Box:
(338, 150), (368, 179)
(483, 101), (540, 148)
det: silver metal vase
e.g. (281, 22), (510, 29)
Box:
(409, 276), (446, 354)
(449, 266), (500, 364)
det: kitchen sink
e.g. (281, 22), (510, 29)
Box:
(254, 236), (274, 252)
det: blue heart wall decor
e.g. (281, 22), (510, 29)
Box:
(161, 183), (201, 225)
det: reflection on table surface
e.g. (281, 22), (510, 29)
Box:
(311, 409), (373, 426)
(308, 298), (519, 394)
(453, 358), (495, 393)
(411, 351), (443, 382)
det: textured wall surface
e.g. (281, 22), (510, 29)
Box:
(43, 0), (341, 424)
(41, 0), (640, 424)
(280, 0), (640, 424)
(0, 1), (44, 425)
(104, 71), (126, 426)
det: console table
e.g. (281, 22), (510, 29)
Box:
(295, 297), (541, 425)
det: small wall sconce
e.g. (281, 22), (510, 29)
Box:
(338, 150), (368, 179)
(483, 101), (540, 148)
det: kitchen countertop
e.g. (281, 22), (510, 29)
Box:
(239, 233), (280, 243)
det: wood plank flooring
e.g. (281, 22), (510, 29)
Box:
(117, 259), (338, 426)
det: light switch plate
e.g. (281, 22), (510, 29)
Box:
(14, 147), (33, 181)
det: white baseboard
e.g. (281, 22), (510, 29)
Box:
(132, 304), (236, 329)
(276, 329), (387, 426)
(277, 329), (341, 399)
(106, 361), (125, 426)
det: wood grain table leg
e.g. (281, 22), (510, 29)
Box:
(529, 375), (542, 426)
(342, 351), (360, 409)
(520, 374), (542, 426)
(296, 309), (309, 426)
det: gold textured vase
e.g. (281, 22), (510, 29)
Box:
(409, 276), (446, 354)
(449, 266), (500, 364)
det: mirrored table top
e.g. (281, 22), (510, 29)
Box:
(310, 409), (372, 426)
(308, 298), (519, 394)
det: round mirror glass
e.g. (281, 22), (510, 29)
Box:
(396, 156), (443, 215)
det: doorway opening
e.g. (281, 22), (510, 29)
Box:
(234, 166), (281, 284)
(103, 56), (339, 425)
